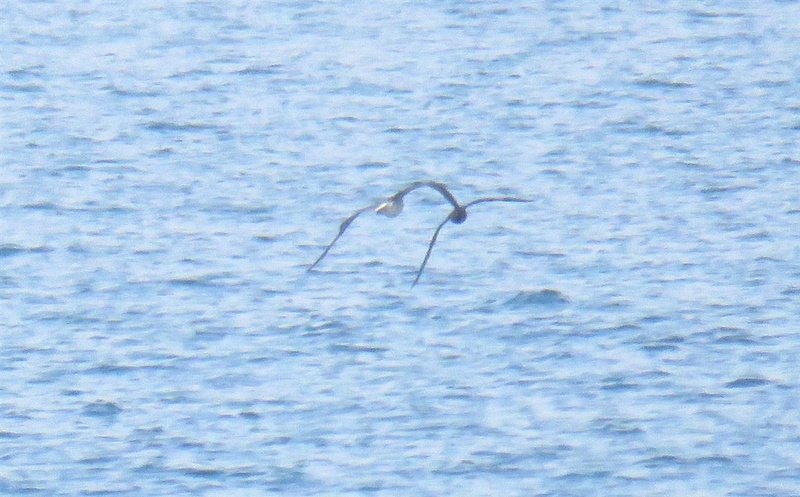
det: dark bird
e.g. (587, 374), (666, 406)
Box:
(307, 181), (459, 271)
(308, 181), (533, 286)
(412, 196), (534, 286)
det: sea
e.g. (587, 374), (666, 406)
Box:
(1, 1), (799, 495)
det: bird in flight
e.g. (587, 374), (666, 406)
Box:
(307, 181), (533, 285)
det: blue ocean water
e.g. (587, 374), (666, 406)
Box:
(2, 1), (799, 495)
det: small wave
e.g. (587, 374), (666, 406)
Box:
(234, 64), (283, 76)
(328, 343), (389, 354)
(22, 201), (59, 210)
(82, 400), (122, 418)
(505, 289), (569, 308)
(725, 377), (772, 388)
(3, 82), (44, 93)
(634, 78), (693, 89)
(0, 244), (52, 257)
(143, 121), (218, 132)
(168, 272), (238, 287)
(355, 161), (390, 170)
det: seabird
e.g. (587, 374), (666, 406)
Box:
(308, 181), (532, 285)
(307, 181), (459, 271)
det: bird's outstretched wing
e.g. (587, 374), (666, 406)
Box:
(464, 196), (534, 209)
(377, 181), (462, 217)
(307, 203), (378, 271)
(412, 214), (452, 286)
(396, 181), (461, 210)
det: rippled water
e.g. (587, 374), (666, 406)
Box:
(2, 1), (799, 495)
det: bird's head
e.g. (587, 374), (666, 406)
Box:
(375, 197), (403, 218)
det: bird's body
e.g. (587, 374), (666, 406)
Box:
(449, 206), (468, 224)
(308, 181), (533, 285)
